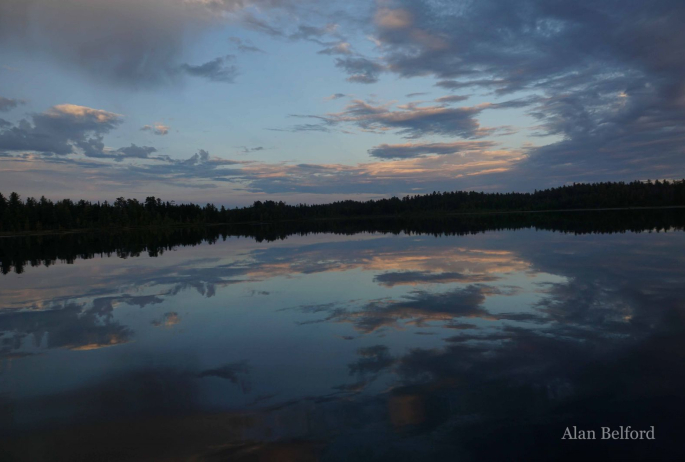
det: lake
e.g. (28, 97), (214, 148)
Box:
(1, 213), (684, 461)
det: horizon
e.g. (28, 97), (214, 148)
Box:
(1, 0), (684, 207)
(4, 178), (685, 209)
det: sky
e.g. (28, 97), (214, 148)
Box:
(0, 0), (684, 206)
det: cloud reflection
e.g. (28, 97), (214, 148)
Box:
(2, 228), (685, 460)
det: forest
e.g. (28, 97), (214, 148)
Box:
(1, 179), (684, 233)
(2, 208), (684, 274)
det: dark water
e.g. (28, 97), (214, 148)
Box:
(1, 213), (684, 461)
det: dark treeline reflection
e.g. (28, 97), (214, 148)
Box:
(2, 209), (684, 274)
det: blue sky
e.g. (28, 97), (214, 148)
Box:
(1, 0), (683, 206)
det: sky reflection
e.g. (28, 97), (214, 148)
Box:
(1, 229), (684, 460)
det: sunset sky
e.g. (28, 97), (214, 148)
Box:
(1, 0), (683, 206)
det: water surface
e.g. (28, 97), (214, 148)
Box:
(1, 216), (684, 461)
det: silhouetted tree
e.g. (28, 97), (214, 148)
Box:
(2, 208), (684, 275)
(1, 180), (685, 233)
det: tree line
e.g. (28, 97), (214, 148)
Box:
(1, 179), (685, 233)
(2, 208), (684, 274)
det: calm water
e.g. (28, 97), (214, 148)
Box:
(1, 219), (685, 461)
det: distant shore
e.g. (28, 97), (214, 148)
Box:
(2, 204), (684, 239)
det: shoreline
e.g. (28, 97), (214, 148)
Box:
(1, 204), (684, 239)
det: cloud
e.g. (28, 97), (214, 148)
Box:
(0, 96), (25, 112)
(239, 146), (265, 153)
(73, 142), (160, 161)
(348, 345), (396, 376)
(326, 99), (493, 138)
(229, 36), (265, 53)
(368, 141), (497, 160)
(197, 361), (250, 382)
(241, 13), (287, 37)
(0, 104), (268, 186)
(373, 270), (498, 286)
(0, 0), (300, 87)
(242, 150), (521, 194)
(335, 57), (386, 84)
(1, 137), (520, 195)
(279, 95), (536, 139)
(434, 95), (469, 104)
(141, 124), (170, 135)
(115, 144), (158, 160)
(0, 301), (134, 354)
(197, 361), (252, 392)
(270, 114), (339, 133)
(108, 149), (250, 187)
(436, 79), (508, 91)
(325, 93), (348, 100)
(0, 104), (123, 156)
(180, 55), (238, 83)
(312, 285), (516, 333)
(365, 0), (685, 184)
(0, 0), (194, 87)
(510, 82), (685, 185)
(318, 42), (353, 55)
(151, 311), (180, 328)
(3, 0), (683, 191)
(289, 23), (340, 42)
